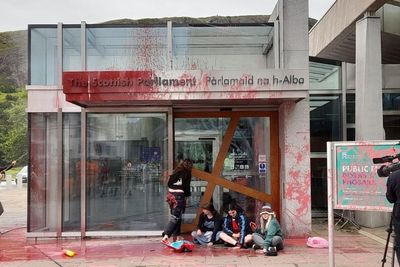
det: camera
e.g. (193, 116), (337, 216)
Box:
(373, 152), (400, 177)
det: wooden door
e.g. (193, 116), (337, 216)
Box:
(174, 111), (279, 232)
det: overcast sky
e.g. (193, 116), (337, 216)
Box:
(0, 0), (335, 32)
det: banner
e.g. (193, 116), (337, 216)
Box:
(332, 141), (399, 212)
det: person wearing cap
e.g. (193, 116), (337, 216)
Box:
(219, 202), (253, 249)
(252, 204), (284, 255)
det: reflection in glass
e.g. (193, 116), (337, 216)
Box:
(86, 27), (168, 71)
(29, 113), (58, 232)
(309, 61), (341, 90)
(174, 118), (230, 173)
(311, 158), (327, 211)
(63, 28), (81, 71)
(30, 28), (57, 85)
(86, 113), (167, 231)
(62, 113), (81, 231)
(222, 117), (271, 194)
(310, 95), (342, 152)
(173, 26), (273, 70)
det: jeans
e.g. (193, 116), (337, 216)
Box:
(253, 232), (284, 250)
(163, 192), (186, 237)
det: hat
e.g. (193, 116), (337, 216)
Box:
(259, 205), (273, 215)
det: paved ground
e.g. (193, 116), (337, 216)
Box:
(0, 182), (398, 266)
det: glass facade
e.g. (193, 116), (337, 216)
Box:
(172, 26), (272, 70)
(29, 113), (59, 232)
(62, 113), (81, 231)
(30, 28), (57, 85)
(86, 113), (168, 231)
(63, 27), (81, 71)
(86, 27), (168, 71)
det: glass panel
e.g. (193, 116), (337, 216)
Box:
(219, 189), (265, 223)
(222, 117), (271, 194)
(62, 113), (81, 231)
(384, 115), (400, 140)
(174, 117), (230, 172)
(310, 95), (342, 152)
(383, 93), (400, 110)
(86, 113), (167, 231)
(346, 93), (355, 124)
(28, 113), (58, 232)
(311, 158), (327, 211)
(174, 117), (229, 224)
(86, 27), (168, 71)
(173, 26), (273, 70)
(63, 28), (81, 71)
(309, 61), (341, 90)
(30, 28), (57, 85)
(182, 179), (208, 224)
(347, 128), (355, 141)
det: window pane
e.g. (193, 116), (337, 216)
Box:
(30, 28), (57, 85)
(384, 115), (400, 139)
(310, 95), (342, 152)
(173, 26), (273, 70)
(86, 113), (167, 231)
(222, 117), (271, 194)
(309, 61), (341, 90)
(29, 113), (58, 232)
(311, 158), (327, 211)
(63, 28), (81, 71)
(62, 113), (81, 231)
(86, 27), (168, 71)
(383, 93), (400, 110)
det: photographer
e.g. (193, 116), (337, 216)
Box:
(386, 168), (400, 264)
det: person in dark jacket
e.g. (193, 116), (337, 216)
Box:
(252, 204), (284, 255)
(191, 202), (223, 246)
(162, 158), (193, 243)
(386, 169), (400, 265)
(219, 202), (253, 248)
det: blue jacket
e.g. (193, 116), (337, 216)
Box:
(223, 212), (252, 245)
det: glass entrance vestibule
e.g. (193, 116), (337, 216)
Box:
(28, 109), (279, 237)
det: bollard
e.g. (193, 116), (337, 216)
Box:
(16, 174), (23, 189)
(6, 174), (12, 188)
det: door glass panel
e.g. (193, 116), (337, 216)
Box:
(220, 190), (266, 223)
(174, 117), (229, 224)
(86, 113), (167, 231)
(222, 117), (271, 194)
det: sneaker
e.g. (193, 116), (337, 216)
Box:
(265, 246), (278, 256)
(252, 244), (261, 250)
(161, 235), (169, 245)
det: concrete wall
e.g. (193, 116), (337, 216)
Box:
(273, 0), (311, 237)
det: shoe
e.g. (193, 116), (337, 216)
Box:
(252, 244), (261, 250)
(161, 235), (169, 245)
(265, 246), (278, 256)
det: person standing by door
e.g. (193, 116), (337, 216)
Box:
(162, 158), (193, 243)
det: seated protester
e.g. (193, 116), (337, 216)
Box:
(219, 202), (253, 249)
(252, 204), (284, 255)
(191, 202), (223, 246)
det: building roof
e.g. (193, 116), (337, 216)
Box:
(309, 0), (400, 64)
